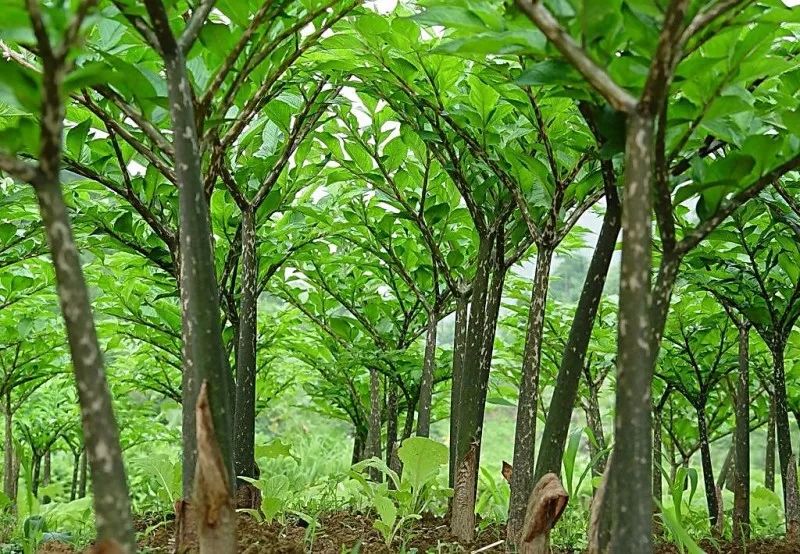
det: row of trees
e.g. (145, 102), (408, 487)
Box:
(0, 0), (799, 552)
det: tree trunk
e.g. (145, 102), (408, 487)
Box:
(585, 382), (608, 479)
(42, 450), (51, 504)
(351, 430), (365, 464)
(449, 293), (468, 487)
(3, 396), (14, 500)
(766, 393), (776, 491)
(366, 367), (382, 476)
(70, 450), (81, 502)
(33, 174), (135, 551)
(402, 396), (415, 441)
(697, 405), (719, 529)
(733, 323), (750, 543)
(78, 449), (87, 498)
(608, 112), (655, 553)
(771, 344), (800, 538)
(451, 237), (492, 541)
(32, 455), (41, 498)
(417, 311), (438, 437)
(233, 208), (258, 489)
(143, 0), (235, 500)
(534, 188), (620, 482)
(386, 381), (400, 476)
(452, 236), (507, 542)
(653, 408), (663, 509)
(509, 246), (554, 544)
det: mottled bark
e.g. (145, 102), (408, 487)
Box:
(366, 367), (382, 479)
(233, 208), (258, 486)
(770, 344), (800, 538)
(534, 191), (620, 483)
(608, 112), (655, 553)
(452, 236), (507, 542)
(584, 385), (608, 479)
(733, 324), (750, 543)
(144, 0), (234, 499)
(386, 381), (400, 476)
(766, 394), (776, 491)
(509, 246), (554, 543)
(653, 409), (663, 507)
(449, 293), (468, 487)
(351, 430), (365, 464)
(416, 312), (438, 437)
(3, 395), (14, 500)
(697, 405), (719, 529)
(34, 129), (135, 554)
(42, 450), (51, 503)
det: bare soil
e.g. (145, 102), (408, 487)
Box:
(35, 514), (800, 553)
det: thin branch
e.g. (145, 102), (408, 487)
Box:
(515, 0), (637, 113)
(178, 0), (216, 54)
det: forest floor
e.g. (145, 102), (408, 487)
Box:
(34, 513), (800, 553)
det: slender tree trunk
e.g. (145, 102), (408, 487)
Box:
(32, 455), (41, 498)
(3, 396), (14, 500)
(42, 450), (51, 504)
(449, 293), (468, 487)
(233, 208), (258, 488)
(144, 0), (235, 500)
(451, 237), (492, 541)
(508, 246), (554, 543)
(733, 323), (750, 543)
(417, 311), (438, 437)
(78, 449), (87, 498)
(585, 387), (608, 479)
(534, 189), (620, 481)
(452, 236), (507, 542)
(697, 404), (719, 529)
(351, 430), (365, 465)
(366, 367), (382, 476)
(653, 408), (663, 509)
(70, 451), (81, 502)
(772, 344), (800, 538)
(766, 393), (776, 491)
(386, 381), (400, 476)
(34, 159), (135, 553)
(717, 444), (734, 491)
(402, 397), (415, 441)
(608, 112), (655, 553)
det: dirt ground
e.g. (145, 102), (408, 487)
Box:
(35, 513), (800, 553)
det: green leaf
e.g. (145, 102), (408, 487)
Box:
(66, 119), (91, 159)
(397, 437), (448, 494)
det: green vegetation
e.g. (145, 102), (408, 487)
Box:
(0, 0), (799, 552)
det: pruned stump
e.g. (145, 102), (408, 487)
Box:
(173, 499), (198, 553)
(519, 473), (568, 554)
(193, 382), (236, 554)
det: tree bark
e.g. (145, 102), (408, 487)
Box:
(733, 323), (750, 544)
(3, 395), (14, 500)
(449, 293), (469, 487)
(78, 449), (87, 498)
(770, 344), (800, 538)
(452, 235), (507, 542)
(534, 189), (620, 482)
(233, 208), (258, 487)
(451, 237), (492, 541)
(386, 381), (400, 476)
(417, 311), (438, 437)
(32, 455), (41, 498)
(42, 450), (51, 504)
(70, 450), (81, 502)
(653, 408), (663, 509)
(366, 367), (382, 474)
(34, 156), (135, 553)
(509, 246), (554, 543)
(608, 112), (655, 553)
(697, 404), (719, 529)
(584, 386), (608, 479)
(766, 393), (776, 491)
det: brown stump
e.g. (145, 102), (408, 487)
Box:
(519, 473), (568, 554)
